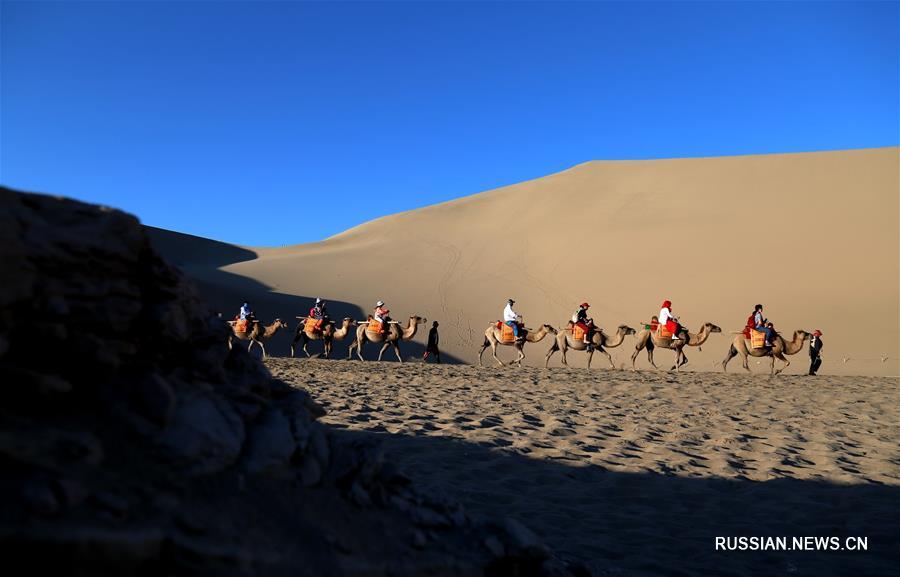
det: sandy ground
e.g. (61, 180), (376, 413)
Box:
(148, 147), (900, 377)
(268, 358), (900, 576)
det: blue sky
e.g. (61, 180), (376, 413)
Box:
(2, 1), (897, 246)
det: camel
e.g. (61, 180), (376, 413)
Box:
(630, 322), (722, 371)
(722, 329), (811, 375)
(347, 315), (426, 362)
(545, 323), (637, 369)
(227, 318), (289, 359)
(290, 317), (356, 359)
(478, 323), (557, 367)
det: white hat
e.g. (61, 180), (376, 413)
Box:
(315, 297), (322, 304)
(376, 300), (385, 307)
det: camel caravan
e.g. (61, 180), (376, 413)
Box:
(226, 297), (821, 374)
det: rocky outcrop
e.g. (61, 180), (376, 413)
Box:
(0, 187), (588, 576)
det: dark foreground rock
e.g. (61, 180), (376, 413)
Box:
(0, 187), (589, 576)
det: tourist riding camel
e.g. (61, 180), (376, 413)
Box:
(309, 297), (328, 333)
(571, 302), (595, 350)
(658, 300), (684, 341)
(479, 320), (557, 367)
(290, 317), (356, 359)
(545, 323), (636, 369)
(373, 300), (391, 335)
(503, 299), (523, 342)
(227, 317), (288, 359)
(631, 318), (722, 371)
(348, 314), (426, 362)
(746, 304), (775, 347)
(722, 328), (811, 375)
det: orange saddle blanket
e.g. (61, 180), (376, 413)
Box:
(367, 320), (384, 333)
(498, 322), (517, 344)
(234, 319), (250, 333)
(749, 329), (767, 349)
(572, 324), (586, 341)
(304, 317), (322, 333)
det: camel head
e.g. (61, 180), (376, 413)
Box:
(342, 317), (357, 327)
(618, 324), (637, 336)
(541, 324), (558, 335)
(704, 323), (722, 334)
(410, 315), (427, 326)
(273, 318), (289, 330)
(795, 330), (811, 341)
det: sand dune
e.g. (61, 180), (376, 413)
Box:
(150, 147), (899, 375)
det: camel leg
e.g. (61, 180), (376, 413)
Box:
(514, 345), (525, 366)
(742, 352), (751, 372)
(228, 335), (233, 351)
(599, 347), (614, 370)
(324, 340), (331, 359)
(545, 342), (559, 368)
(630, 344), (643, 371)
(393, 342), (402, 363)
(774, 353), (789, 376)
(647, 345), (658, 370)
(491, 343), (504, 367)
(722, 345), (738, 372)
(377, 342), (390, 362)
(303, 339), (312, 358)
(260, 341), (267, 360)
(478, 338), (489, 366)
(560, 344), (569, 367)
(355, 338), (366, 361)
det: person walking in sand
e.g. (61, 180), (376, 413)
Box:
(808, 329), (824, 375)
(423, 321), (441, 363)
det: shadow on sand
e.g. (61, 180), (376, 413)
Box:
(324, 427), (899, 577)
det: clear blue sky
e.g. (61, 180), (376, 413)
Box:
(2, 1), (897, 246)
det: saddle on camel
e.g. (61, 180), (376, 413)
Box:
(494, 320), (526, 343)
(742, 314), (770, 349)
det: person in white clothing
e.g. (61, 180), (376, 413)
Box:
(503, 299), (522, 340)
(658, 299), (682, 340)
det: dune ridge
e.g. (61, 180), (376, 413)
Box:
(150, 147), (899, 375)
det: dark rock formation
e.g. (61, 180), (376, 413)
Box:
(0, 187), (587, 576)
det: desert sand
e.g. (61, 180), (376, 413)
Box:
(268, 358), (900, 576)
(148, 147), (900, 376)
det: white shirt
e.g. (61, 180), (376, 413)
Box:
(659, 307), (675, 325)
(754, 311), (765, 326)
(503, 304), (519, 323)
(240, 304), (252, 320)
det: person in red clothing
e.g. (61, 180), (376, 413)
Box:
(571, 302), (595, 350)
(373, 300), (390, 334)
(309, 298), (327, 332)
